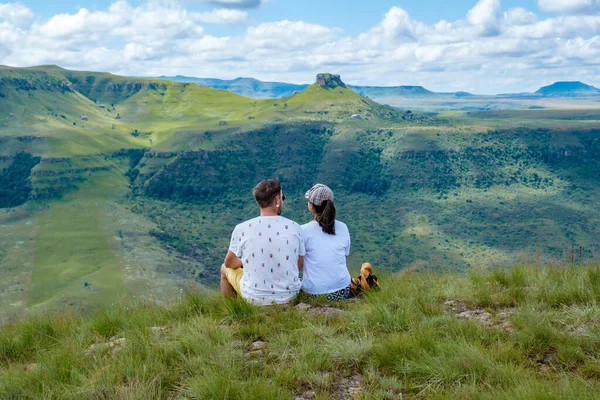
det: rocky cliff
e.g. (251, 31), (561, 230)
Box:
(316, 73), (347, 89)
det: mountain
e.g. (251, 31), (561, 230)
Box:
(1, 66), (421, 319)
(535, 81), (600, 97)
(497, 81), (600, 98)
(2, 65), (600, 324)
(157, 75), (476, 99)
(350, 85), (437, 97)
(158, 75), (309, 99)
(160, 75), (600, 100)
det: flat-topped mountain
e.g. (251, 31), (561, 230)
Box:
(498, 81), (600, 98)
(535, 81), (600, 97)
(316, 73), (347, 89)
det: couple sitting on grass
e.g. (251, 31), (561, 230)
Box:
(220, 179), (355, 305)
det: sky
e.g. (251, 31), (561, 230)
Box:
(1, 0), (600, 94)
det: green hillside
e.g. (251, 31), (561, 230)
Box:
(2, 265), (600, 399)
(159, 75), (310, 99)
(0, 65), (149, 157)
(0, 65), (416, 321)
(2, 65), (600, 322)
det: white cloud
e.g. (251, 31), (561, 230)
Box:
(0, 3), (33, 27)
(194, 8), (247, 24)
(467, 0), (501, 35)
(503, 7), (537, 26)
(246, 20), (334, 50)
(38, 8), (123, 39)
(197, 0), (265, 9)
(539, 0), (600, 14)
(379, 7), (417, 41)
(1, 1), (600, 94)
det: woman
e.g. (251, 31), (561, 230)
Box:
(301, 183), (352, 301)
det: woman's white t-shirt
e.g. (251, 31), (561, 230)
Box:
(301, 220), (351, 295)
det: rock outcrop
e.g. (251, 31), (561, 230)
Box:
(316, 73), (347, 89)
(0, 77), (73, 93)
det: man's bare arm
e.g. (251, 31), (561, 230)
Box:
(298, 255), (304, 272)
(224, 250), (243, 269)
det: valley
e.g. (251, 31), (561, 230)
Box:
(1, 66), (600, 323)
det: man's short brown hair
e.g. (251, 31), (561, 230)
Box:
(253, 179), (282, 208)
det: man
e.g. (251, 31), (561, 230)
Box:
(220, 179), (305, 305)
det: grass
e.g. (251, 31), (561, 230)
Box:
(0, 206), (36, 326)
(0, 156), (196, 325)
(2, 264), (600, 399)
(3, 64), (600, 332)
(28, 168), (128, 312)
(2, 65), (397, 157)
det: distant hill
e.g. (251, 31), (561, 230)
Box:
(535, 81), (600, 97)
(350, 85), (437, 98)
(499, 81), (600, 98)
(352, 85), (475, 98)
(159, 75), (309, 99)
(157, 75), (475, 99)
(160, 75), (600, 100)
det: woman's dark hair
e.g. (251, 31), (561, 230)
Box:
(312, 200), (336, 235)
(253, 179), (281, 208)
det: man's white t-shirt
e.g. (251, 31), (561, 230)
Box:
(229, 216), (305, 305)
(301, 220), (351, 295)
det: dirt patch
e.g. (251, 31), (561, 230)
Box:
(239, 340), (267, 360)
(331, 374), (363, 400)
(443, 300), (468, 314)
(86, 337), (127, 356)
(149, 326), (169, 336)
(566, 324), (590, 336)
(295, 373), (363, 400)
(295, 302), (345, 317)
(457, 308), (494, 326)
(532, 349), (557, 373)
(444, 300), (515, 332)
(25, 363), (40, 373)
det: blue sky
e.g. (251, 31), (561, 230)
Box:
(22, 0), (550, 35)
(1, 0), (600, 93)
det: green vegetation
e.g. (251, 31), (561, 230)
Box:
(2, 65), (600, 321)
(28, 169), (127, 312)
(3, 67), (600, 398)
(0, 152), (40, 208)
(142, 123), (332, 201)
(160, 75), (310, 99)
(2, 265), (600, 398)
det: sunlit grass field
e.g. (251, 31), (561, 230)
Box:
(2, 265), (600, 399)
(28, 169), (127, 312)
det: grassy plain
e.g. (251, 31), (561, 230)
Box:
(28, 169), (126, 311)
(375, 94), (600, 112)
(0, 206), (36, 325)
